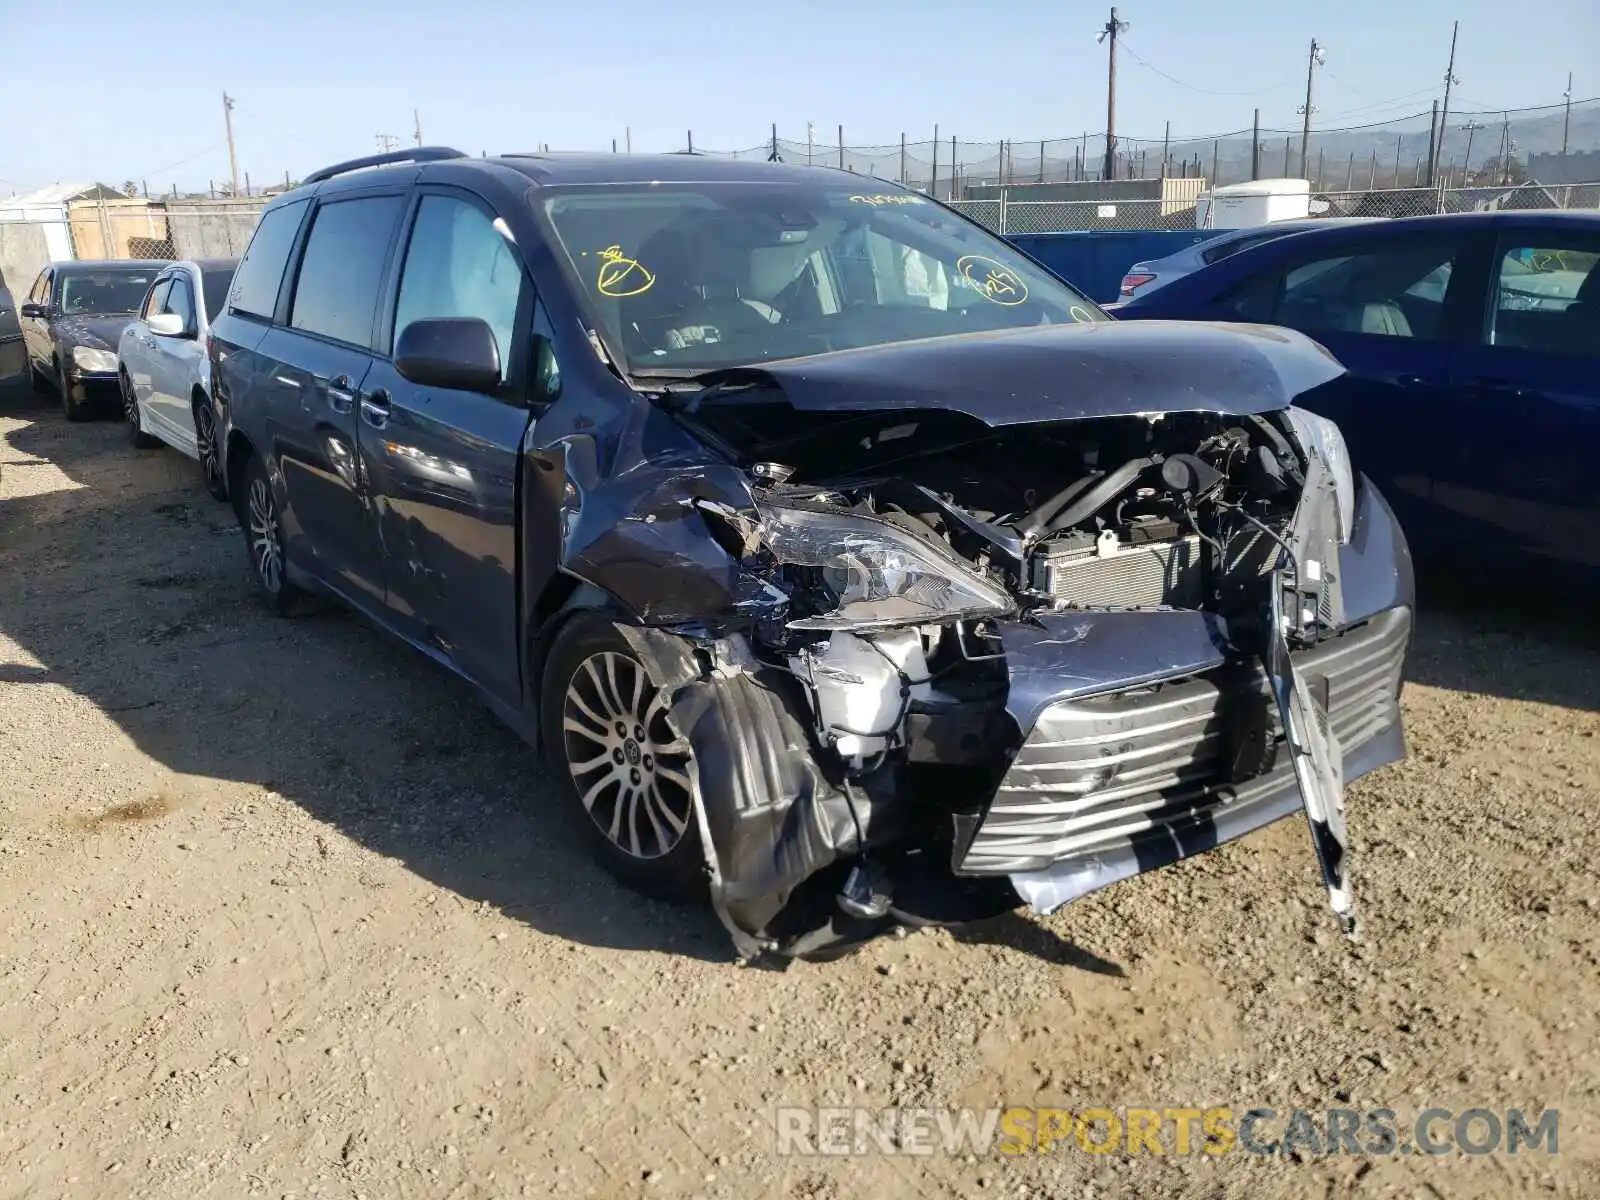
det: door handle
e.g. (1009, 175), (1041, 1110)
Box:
(359, 390), (391, 429)
(325, 374), (355, 414)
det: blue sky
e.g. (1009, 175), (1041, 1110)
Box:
(5, 0), (1595, 193)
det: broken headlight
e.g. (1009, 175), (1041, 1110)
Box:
(1283, 407), (1355, 544)
(756, 501), (1014, 631)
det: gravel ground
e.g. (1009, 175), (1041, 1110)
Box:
(2, 385), (1597, 1200)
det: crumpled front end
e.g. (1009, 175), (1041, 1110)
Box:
(558, 392), (1413, 959)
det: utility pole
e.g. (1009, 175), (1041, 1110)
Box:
(806, 122), (815, 166)
(375, 133), (400, 153)
(1426, 99), (1440, 186)
(1436, 21), (1460, 184)
(1160, 120), (1170, 178)
(1298, 39), (1325, 178)
(222, 92), (240, 199)
(1251, 108), (1260, 181)
(1461, 119), (1484, 182)
(413, 109), (423, 147)
(1499, 112), (1512, 184)
(1562, 73), (1573, 154)
(1098, 7), (1128, 181)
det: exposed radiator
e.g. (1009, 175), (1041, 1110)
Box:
(1031, 534), (1204, 609)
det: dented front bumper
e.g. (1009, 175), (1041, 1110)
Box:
(965, 606), (1409, 908)
(618, 475), (1412, 960)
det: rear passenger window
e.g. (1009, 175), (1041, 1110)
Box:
(230, 199), (308, 320)
(291, 196), (404, 348)
(1489, 241), (1600, 358)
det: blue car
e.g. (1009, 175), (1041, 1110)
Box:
(1116, 211), (1600, 577)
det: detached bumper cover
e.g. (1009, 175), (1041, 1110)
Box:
(957, 606), (1409, 885)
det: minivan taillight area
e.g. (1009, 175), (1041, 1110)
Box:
(1119, 271), (1157, 298)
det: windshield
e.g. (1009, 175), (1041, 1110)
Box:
(539, 181), (1105, 376)
(58, 271), (156, 315)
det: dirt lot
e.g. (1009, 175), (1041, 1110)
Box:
(1, 385), (1597, 1199)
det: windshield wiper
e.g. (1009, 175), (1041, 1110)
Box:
(640, 368), (778, 413)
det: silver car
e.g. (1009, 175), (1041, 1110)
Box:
(118, 258), (236, 499)
(1112, 218), (1381, 305)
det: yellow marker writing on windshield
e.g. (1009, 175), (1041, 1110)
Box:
(956, 255), (1029, 306)
(596, 245), (655, 297)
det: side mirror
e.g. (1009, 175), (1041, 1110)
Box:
(147, 312), (189, 337)
(394, 317), (501, 394)
(19, 302), (46, 319)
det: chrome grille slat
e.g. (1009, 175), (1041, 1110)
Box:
(959, 608), (1411, 874)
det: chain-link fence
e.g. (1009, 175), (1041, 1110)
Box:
(61, 197), (270, 262)
(947, 179), (1600, 234)
(684, 96), (1598, 198)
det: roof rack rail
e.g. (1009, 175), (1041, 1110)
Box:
(302, 146), (468, 186)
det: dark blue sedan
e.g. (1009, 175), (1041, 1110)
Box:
(1117, 211), (1600, 576)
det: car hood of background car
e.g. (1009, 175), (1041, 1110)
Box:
(56, 315), (137, 349)
(691, 320), (1344, 426)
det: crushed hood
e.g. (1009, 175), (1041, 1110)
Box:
(696, 320), (1344, 426)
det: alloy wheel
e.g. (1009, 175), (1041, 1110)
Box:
(121, 373), (139, 428)
(561, 651), (694, 860)
(196, 403), (223, 491)
(247, 476), (284, 594)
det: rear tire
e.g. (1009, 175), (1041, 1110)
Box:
(123, 371), (159, 448)
(541, 613), (707, 902)
(238, 454), (310, 616)
(194, 394), (228, 501)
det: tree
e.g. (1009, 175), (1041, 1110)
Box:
(1472, 155), (1529, 186)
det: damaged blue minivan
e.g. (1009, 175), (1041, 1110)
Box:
(209, 149), (1412, 959)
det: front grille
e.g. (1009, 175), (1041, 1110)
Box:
(957, 606), (1410, 875)
(1031, 535), (1204, 608)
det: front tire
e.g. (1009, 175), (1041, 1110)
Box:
(123, 371), (159, 448)
(238, 454), (309, 615)
(194, 394), (228, 501)
(541, 613), (706, 901)
(59, 361), (89, 422)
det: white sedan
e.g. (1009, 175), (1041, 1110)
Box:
(117, 258), (237, 499)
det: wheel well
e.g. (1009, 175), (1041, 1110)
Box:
(225, 430), (257, 520)
(526, 579), (616, 745)
(191, 385), (208, 411)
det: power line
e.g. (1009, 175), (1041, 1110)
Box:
(1118, 39), (1294, 98)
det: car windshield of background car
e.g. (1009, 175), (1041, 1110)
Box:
(60, 272), (156, 315)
